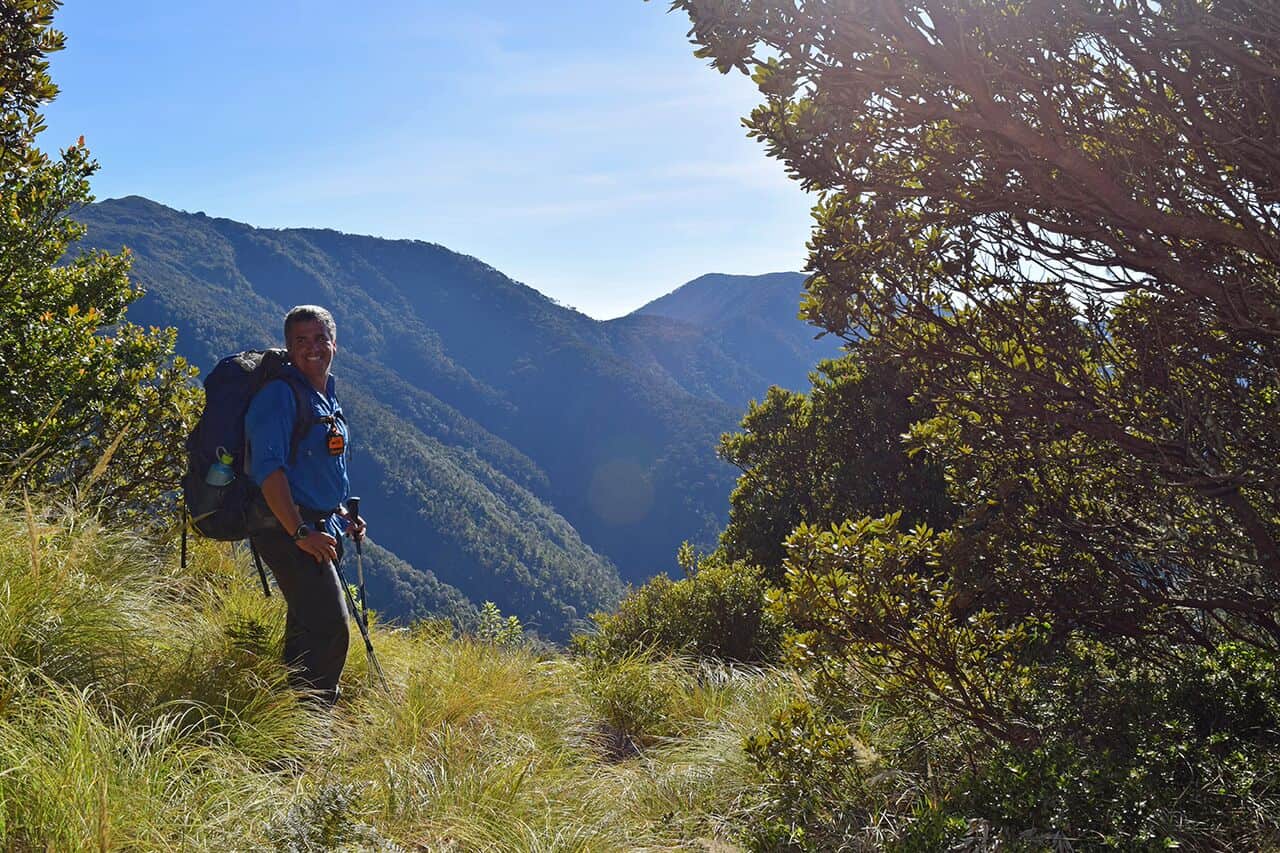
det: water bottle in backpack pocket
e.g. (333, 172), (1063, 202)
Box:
(205, 447), (236, 487)
(187, 446), (242, 535)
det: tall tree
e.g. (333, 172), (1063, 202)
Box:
(673, 0), (1280, 653)
(666, 2), (1280, 839)
(0, 1), (199, 520)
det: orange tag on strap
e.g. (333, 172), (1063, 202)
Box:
(327, 424), (345, 456)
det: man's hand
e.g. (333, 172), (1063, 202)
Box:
(338, 506), (367, 543)
(297, 528), (339, 564)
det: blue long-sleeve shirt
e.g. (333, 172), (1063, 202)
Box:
(245, 365), (349, 513)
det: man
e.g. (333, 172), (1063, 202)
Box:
(247, 304), (365, 703)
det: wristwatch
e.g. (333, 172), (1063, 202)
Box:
(292, 522), (312, 542)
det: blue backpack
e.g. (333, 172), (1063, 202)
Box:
(180, 349), (316, 586)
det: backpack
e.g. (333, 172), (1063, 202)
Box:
(181, 348), (313, 546)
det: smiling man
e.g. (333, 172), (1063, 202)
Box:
(246, 304), (365, 704)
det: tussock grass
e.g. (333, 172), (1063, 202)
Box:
(0, 500), (164, 689)
(0, 673), (277, 850)
(0, 500), (797, 850)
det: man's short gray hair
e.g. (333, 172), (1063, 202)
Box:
(284, 305), (337, 343)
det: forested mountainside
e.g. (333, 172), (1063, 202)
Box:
(604, 272), (839, 409)
(628, 271), (839, 402)
(12, 0), (1280, 842)
(71, 196), (831, 635)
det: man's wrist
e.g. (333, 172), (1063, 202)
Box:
(292, 522), (312, 542)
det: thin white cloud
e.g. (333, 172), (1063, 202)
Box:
(654, 156), (795, 191)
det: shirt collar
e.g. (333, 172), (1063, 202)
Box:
(284, 363), (337, 397)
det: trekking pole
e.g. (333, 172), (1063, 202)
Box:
(334, 552), (389, 691)
(249, 541), (272, 597)
(346, 496), (369, 629)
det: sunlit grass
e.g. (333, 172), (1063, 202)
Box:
(0, 672), (278, 850)
(0, 499), (797, 850)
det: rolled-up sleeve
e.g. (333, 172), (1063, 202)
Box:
(245, 381), (295, 486)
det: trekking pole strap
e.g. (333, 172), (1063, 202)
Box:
(249, 540), (272, 597)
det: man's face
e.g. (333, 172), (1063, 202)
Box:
(286, 318), (337, 387)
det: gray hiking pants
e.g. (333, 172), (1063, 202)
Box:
(250, 527), (350, 703)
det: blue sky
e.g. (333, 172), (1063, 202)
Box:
(41, 1), (815, 319)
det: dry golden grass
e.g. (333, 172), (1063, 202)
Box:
(0, 500), (799, 851)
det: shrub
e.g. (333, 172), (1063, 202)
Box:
(0, 4), (200, 521)
(743, 701), (881, 850)
(743, 640), (1280, 850)
(576, 546), (782, 664)
(948, 641), (1280, 849)
(718, 352), (952, 582)
(475, 601), (525, 648)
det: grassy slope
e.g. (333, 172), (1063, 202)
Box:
(0, 501), (797, 851)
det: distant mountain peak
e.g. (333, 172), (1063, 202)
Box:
(631, 271), (808, 328)
(609, 271), (839, 410)
(71, 200), (836, 636)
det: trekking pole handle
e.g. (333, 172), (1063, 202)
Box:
(346, 496), (363, 554)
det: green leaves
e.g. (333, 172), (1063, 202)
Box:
(576, 549), (781, 663)
(662, 0), (1280, 842)
(476, 601), (526, 648)
(718, 345), (952, 582)
(672, 0), (1280, 696)
(0, 4), (200, 522)
(776, 513), (1047, 741)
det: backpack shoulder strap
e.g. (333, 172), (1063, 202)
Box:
(279, 374), (316, 467)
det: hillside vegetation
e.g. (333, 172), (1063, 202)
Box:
(0, 499), (798, 850)
(73, 196), (638, 637)
(11, 1), (1280, 847)
(71, 198), (831, 602)
(627, 272), (839, 402)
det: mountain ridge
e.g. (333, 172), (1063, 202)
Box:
(629, 271), (839, 401)
(73, 196), (834, 636)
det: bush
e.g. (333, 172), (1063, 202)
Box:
(743, 701), (882, 850)
(575, 546), (782, 664)
(743, 640), (1280, 850)
(718, 352), (951, 582)
(474, 601), (525, 648)
(948, 641), (1280, 849)
(0, 5), (200, 521)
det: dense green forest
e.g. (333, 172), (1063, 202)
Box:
(7, 0), (1280, 849)
(69, 197), (837, 637)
